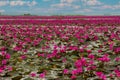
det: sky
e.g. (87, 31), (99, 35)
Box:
(0, 0), (120, 15)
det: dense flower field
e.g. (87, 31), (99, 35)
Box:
(0, 16), (120, 80)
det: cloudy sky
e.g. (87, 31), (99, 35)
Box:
(0, 0), (120, 15)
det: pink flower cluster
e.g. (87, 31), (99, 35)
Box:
(0, 47), (12, 74)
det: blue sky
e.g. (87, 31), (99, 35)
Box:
(0, 0), (120, 15)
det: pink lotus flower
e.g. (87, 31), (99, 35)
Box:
(109, 73), (114, 78)
(0, 47), (6, 51)
(7, 66), (13, 71)
(115, 57), (120, 62)
(62, 58), (67, 63)
(114, 47), (120, 53)
(20, 55), (27, 60)
(75, 57), (87, 68)
(109, 43), (114, 50)
(2, 59), (7, 65)
(71, 69), (78, 75)
(0, 69), (3, 73)
(88, 54), (95, 59)
(3, 65), (7, 69)
(93, 35), (98, 40)
(80, 57), (87, 66)
(30, 72), (36, 77)
(74, 60), (82, 68)
(98, 50), (103, 53)
(63, 69), (69, 74)
(37, 53), (45, 57)
(110, 33), (116, 39)
(86, 49), (92, 53)
(95, 72), (107, 80)
(39, 72), (45, 78)
(5, 54), (11, 59)
(69, 46), (78, 51)
(13, 46), (22, 51)
(71, 75), (77, 79)
(114, 69), (120, 77)
(88, 60), (95, 66)
(79, 39), (84, 43)
(0, 51), (6, 56)
(77, 67), (83, 74)
(79, 48), (84, 52)
(98, 54), (110, 62)
(87, 65), (96, 71)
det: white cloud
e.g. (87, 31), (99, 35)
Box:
(51, 0), (80, 9)
(43, 0), (51, 1)
(113, 5), (120, 9)
(83, 9), (92, 12)
(0, 9), (5, 13)
(0, 0), (37, 6)
(51, 3), (71, 8)
(90, 3), (120, 10)
(82, 0), (102, 6)
(61, 0), (75, 4)
(0, 1), (9, 6)
(10, 1), (25, 6)
(104, 2), (120, 10)
(73, 5), (80, 9)
(27, 1), (37, 6)
(75, 8), (92, 13)
(101, 4), (120, 10)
